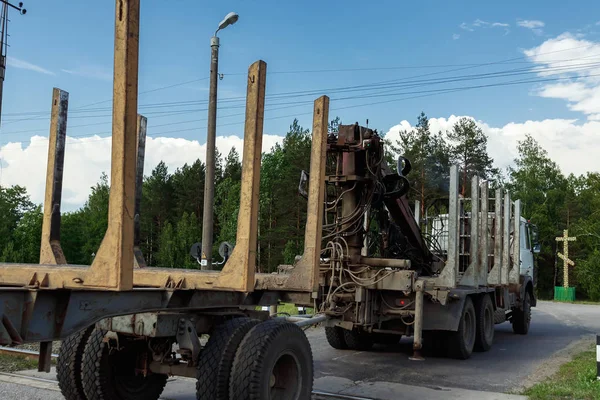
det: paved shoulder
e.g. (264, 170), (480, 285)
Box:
(314, 376), (527, 400)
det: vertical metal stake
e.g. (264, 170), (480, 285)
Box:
(133, 114), (147, 268)
(87, 0), (140, 290)
(39, 88), (68, 265)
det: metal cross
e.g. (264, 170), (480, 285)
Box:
(555, 229), (576, 288)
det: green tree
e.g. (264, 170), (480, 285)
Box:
(392, 112), (450, 214)
(507, 135), (568, 298)
(447, 117), (498, 195)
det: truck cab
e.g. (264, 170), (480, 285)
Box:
(520, 217), (540, 282)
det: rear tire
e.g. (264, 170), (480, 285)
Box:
(56, 325), (94, 400)
(196, 317), (260, 400)
(82, 327), (167, 400)
(512, 291), (532, 335)
(229, 320), (313, 400)
(474, 294), (495, 352)
(324, 327), (348, 349)
(448, 296), (476, 360)
(343, 329), (374, 351)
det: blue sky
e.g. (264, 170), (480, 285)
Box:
(2, 0), (599, 144)
(2, 1), (600, 207)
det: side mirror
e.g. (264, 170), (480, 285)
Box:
(532, 243), (541, 254)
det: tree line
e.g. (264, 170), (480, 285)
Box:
(1, 114), (599, 300)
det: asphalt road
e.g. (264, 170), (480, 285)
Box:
(309, 300), (598, 394)
(0, 300), (597, 399)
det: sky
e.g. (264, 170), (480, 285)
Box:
(1, 0), (600, 209)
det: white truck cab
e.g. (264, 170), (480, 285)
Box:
(520, 217), (540, 281)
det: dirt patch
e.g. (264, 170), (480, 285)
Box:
(515, 334), (595, 392)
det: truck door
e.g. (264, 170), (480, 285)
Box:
(520, 220), (534, 280)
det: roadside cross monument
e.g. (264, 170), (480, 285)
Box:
(555, 229), (577, 301)
(555, 229), (576, 288)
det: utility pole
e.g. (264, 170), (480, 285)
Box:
(0, 1), (26, 127)
(200, 12), (238, 270)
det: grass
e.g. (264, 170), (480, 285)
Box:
(523, 345), (599, 400)
(0, 353), (40, 373)
(256, 302), (315, 315)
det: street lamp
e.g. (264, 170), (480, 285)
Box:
(200, 12), (239, 270)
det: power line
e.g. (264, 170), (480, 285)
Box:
(2, 69), (599, 152)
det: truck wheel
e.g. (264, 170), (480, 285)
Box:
(343, 329), (374, 351)
(82, 327), (168, 400)
(474, 294), (495, 352)
(448, 296), (476, 360)
(196, 317), (260, 400)
(56, 325), (94, 400)
(324, 327), (348, 349)
(512, 291), (531, 335)
(229, 320), (313, 400)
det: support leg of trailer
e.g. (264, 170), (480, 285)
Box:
(410, 281), (425, 361)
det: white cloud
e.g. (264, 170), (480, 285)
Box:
(385, 115), (600, 177)
(517, 19), (545, 35)
(459, 19), (510, 35)
(61, 65), (112, 81)
(0, 133), (284, 210)
(517, 20), (545, 29)
(459, 22), (474, 32)
(6, 56), (54, 75)
(523, 33), (600, 118)
(452, 33), (460, 40)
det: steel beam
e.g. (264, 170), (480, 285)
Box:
(39, 88), (68, 266)
(488, 188), (503, 285)
(133, 114), (147, 269)
(86, 0), (140, 290)
(479, 181), (489, 285)
(284, 96), (329, 294)
(510, 199), (521, 284)
(502, 192), (511, 286)
(460, 175), (479, 287)
(433, 165), (459, 288)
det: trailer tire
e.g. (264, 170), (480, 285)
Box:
(343, 329), (374, 351)
(474, 294), (495, 352)
(196, 317), (260, 400)
(512, 290), (531, 335)
(56, 325), (94, 400)
(448, 296), (476, 360)
(229, 320), (313, 400)
(82, 327), (167, 400)
(325, 327), (348, 349)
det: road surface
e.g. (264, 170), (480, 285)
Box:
(0, 301), (597, 400)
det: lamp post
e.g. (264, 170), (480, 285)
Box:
(201, 12), (239, 270)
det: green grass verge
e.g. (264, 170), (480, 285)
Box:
(255, 302), (314, 315)
(523, 346), (599, 400)
(0, 353), (40, 373)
